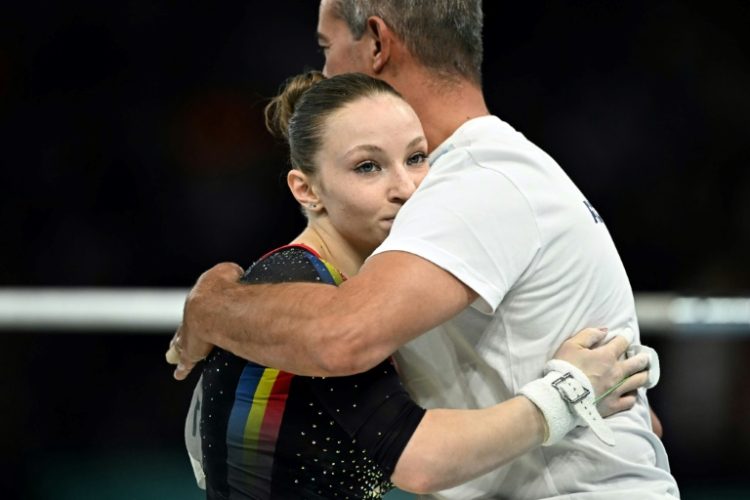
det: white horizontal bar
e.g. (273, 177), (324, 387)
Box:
(634, 293), (750, 333)
(0, 288), (748, 335)
(0, 288), (187, 332)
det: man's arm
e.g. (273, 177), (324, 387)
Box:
(170, 250), (476, 378)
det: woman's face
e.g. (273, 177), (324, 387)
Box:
(314, 93), (429, 256)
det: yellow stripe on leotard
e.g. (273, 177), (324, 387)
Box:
(244, 368), (281, 460)
(320, 259), (345, 285)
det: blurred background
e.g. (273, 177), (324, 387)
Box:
(1, 1), (749, 498)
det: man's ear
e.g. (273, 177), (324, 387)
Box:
(287, 169), (323, 212)
(366, 16), (393, 74)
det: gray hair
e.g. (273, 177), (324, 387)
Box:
(332, 0), (484, 84)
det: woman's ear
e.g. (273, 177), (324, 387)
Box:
(287, 169), (323, 213)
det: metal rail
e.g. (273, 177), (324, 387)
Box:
(1, 288), (748, 335)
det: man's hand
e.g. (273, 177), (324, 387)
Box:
(165, 262), (244, 380)
(165, 329), (211, 380)
(553, 328), (651, 417)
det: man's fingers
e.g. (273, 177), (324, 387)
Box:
(172, 348), (209, 379)
(212, 262), (245, 281)
(166, 324), (184, 365)
(173, 362), (194, 381)
(173, 343), (198, 380)
(571, 327), (608, 348)
(166, 324), (185, 365)
(165, 345), (180, 365)
(168, 262), (235, 379)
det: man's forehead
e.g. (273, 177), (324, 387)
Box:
(318, 0), (334, 20)
(317, 0), (333, 32)
(317, 0), (351, 39)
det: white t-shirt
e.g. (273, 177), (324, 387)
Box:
(373, 116), (679, 499)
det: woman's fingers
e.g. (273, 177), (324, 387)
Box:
(569, 327), (608, 348)
(621, 351), (650, 377)
(615, 371), (649, 395)
(600, 334), (630, 358)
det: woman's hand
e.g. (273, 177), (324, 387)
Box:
(552, 328), (651, 417)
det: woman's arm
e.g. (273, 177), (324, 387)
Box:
(390, 329), (651, 494)
(392, 396), (544, 493)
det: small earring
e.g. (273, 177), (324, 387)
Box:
(309, 203), (317, 209)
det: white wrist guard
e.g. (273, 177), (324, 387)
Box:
(520, 359), (615, 447)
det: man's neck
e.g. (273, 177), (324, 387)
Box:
(393, 70), (491, 153)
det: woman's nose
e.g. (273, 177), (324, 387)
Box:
(388, 166), (418, 203)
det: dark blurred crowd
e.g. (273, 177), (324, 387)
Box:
(2, 1), (748, 292)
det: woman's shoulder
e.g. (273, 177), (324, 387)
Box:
(241, 244), (344, 285)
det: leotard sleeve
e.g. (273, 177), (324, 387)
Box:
(244, 245), (426, 476)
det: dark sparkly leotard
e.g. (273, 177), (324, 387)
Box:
(200, 244), (426, 500)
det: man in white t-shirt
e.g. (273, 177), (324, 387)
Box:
(169, 1), (679, 497)
(377, 115), (677, 498)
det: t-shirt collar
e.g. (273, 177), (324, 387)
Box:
(429, 115), (504, 164)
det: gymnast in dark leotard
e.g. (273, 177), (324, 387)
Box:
(192, 72), (432, 499)
(200, 244), (425, 499)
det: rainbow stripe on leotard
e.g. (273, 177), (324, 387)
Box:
(224, 244), (343, 497)
(226, 365), (293, 491)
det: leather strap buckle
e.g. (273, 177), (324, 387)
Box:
(552, 373), (590, 404)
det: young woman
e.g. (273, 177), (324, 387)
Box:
(182, 71), (648, 499)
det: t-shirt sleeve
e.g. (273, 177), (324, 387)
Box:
(372, 150), (542, 313)
(308, 359), (426, 477)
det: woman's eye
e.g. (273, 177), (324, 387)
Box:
(407, 152), (427, 166)
(355, 161), (380, 173)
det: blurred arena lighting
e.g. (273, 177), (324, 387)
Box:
(0, 289), (749, 334)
